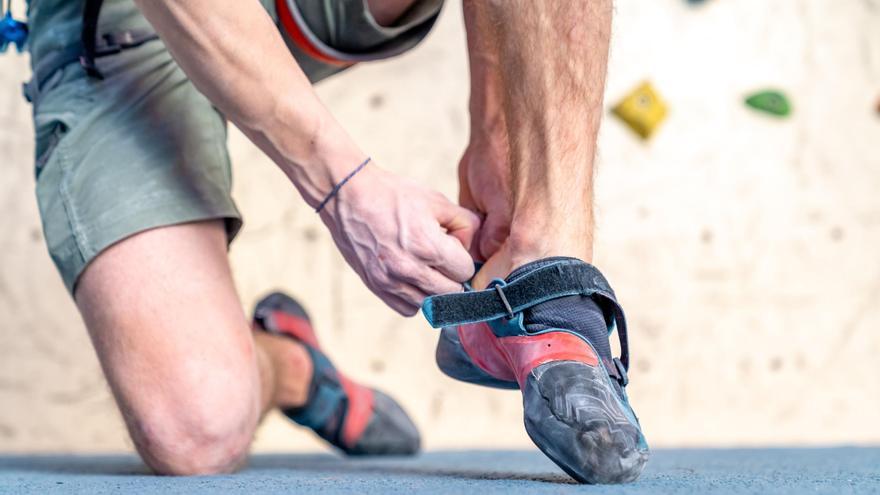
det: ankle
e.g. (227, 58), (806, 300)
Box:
(276, 341), (313, 408)
(506, 226), (593, 267)
(472, 232), (593, 289)
(254, 332), (314, 409)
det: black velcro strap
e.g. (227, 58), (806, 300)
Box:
(421, 260), (631, 370)
(423, 260), (615, 327)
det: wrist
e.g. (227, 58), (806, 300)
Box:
(269, 98), (368, 209)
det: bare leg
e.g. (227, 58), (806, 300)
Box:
(462, 0), (612, 287)
(76, 221), (311, 475)
(448, 5), (650, 484)
(254, 330), (312, 416)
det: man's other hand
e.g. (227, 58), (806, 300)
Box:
(458, 131), (511, 262)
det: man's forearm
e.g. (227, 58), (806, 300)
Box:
(135, 1), (480, 315)
(465, 0), (612, 265)
(133, 0), (365, 208)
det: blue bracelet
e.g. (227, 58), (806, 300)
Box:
(315, 157), (371, 213)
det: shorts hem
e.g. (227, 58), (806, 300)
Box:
(63, 204), (242, 296)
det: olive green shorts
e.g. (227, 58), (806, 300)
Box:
(27, 0), (443, 294)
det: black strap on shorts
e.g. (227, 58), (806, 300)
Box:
(81, 0), (159, 79)
(23, 1), (159, 102)
(80, 0), (106, 78)
(23, 26), (158, 102)
(422, 260), (632, 384)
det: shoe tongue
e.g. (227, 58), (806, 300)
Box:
(505, 257), (614, 363)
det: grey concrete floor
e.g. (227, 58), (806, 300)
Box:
(1, 448), (878, 494)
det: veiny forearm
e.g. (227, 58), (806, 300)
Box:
(134, 0), (479, 314)
(466, 0), (612, 262)
(133, 0), (365, 207)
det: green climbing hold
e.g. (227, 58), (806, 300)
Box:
(745, 90), (792, 117)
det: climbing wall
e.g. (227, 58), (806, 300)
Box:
(0, 0), (878, 453)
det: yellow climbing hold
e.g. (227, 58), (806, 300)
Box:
(611, 81), (668, 140)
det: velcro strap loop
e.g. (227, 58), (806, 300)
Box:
(422, 260), (615, 327)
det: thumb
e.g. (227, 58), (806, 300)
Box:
(458, 162), (477, 210)
(478, 213), (509, 261)
(432, 195), (481, 252)
(471, 243), (514, 290)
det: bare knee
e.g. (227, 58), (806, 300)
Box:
(129, 389), (258, 476)
(72, 221), (261, 475)
(114, 339), (261, 475)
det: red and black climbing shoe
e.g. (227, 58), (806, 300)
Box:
(254, 292), (420, 456)
(424, 257), (649, 484)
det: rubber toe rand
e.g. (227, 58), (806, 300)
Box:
(348, 390), (421, 456)
(523, 361), (649, 484)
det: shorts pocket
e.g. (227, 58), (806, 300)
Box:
(34, 122), (69, 180)
(31, 66), (90, 180)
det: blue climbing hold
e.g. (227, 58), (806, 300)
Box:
(0, 11), (28, 54)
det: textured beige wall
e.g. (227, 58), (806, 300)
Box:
(1, 0), (879, 454)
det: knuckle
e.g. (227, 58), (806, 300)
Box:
(390, 256), (419, 280)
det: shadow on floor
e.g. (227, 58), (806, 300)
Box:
(0, 451), (575, 484)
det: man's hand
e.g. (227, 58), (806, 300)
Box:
(458, 131), (511, 262)
(321, 164), (480, 316)
(457, 0), (514, 265)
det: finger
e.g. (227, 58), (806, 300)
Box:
(478, 215), (510, 261)
(458, 161), (476, 209)
(399, 265), (465, 297)
(470, 231), (487, 263)
(431, 231), (478, 283)
(431, 193), (480, 249)
(464, 208), (486, 262)
(471, 246), (514, 290)
(381, 277), (438, 313)
(457, 161), (486, 260)
(383, 291), (421, 317)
